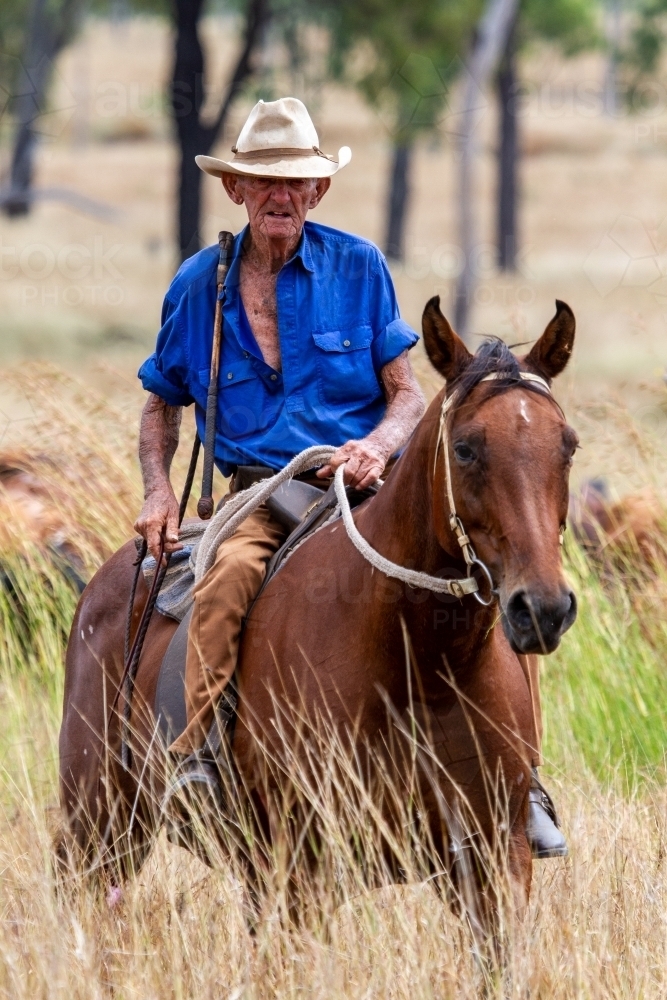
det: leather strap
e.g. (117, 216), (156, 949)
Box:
(231, 145), (335, 162)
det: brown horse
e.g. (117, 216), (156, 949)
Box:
(58, 298), (577, 921)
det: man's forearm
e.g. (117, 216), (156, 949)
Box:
(138, 393), (183, 497)
(367, 353), (426, 461)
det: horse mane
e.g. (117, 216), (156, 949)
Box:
(450, 338), (548, 409)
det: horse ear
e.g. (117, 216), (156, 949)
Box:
(524, 300), (575, 381)
(422, 296), (471, 381)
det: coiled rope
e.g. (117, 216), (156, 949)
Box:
(194, 444), (478, 598)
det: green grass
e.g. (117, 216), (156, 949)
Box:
(544, 542), (667, 787)
(0, 367), (667, 997)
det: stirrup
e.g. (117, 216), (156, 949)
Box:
(162, 753), (223, 860)
(527, 768), (568, 860)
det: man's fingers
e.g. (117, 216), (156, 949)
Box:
(355, 466), (382, 490)
(316, 464), (333, 479)
(342, 456), (361, 484)
(166, 511), (180, 543)
(146, 525), (163, 562)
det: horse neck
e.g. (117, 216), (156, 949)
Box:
(358, 392), (496, 672)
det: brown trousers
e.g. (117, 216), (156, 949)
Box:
(169, 504), (288, 755)
(169, 504), (544, 766)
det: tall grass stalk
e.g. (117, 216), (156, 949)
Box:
(0, 368), (666, 996)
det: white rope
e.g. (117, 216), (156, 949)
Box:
(193, 369), (553, 600)
(193, 444), (478, 598)
(332, 465), (478, 598)
(194, 445), (336, 582)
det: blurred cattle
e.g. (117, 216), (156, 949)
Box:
(0, 453), (87, 594)
(569, 479), (667, 576)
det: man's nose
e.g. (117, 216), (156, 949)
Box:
(270, 182), (291, 204)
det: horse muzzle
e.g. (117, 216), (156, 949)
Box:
(501, 586), (577, 655)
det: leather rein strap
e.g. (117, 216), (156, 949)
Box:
(198, 230), (235, 519)
(435, 370), (553, 606)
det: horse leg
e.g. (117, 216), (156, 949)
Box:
(57, 691), (160, 884)
(57, 541), (171, 884)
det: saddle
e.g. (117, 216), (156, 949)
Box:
(154, 466), (378, 744)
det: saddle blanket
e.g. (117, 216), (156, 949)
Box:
(142, 479), (334, 622)
(142, 520), (206, 622)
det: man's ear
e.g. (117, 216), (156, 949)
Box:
(524, 300), (575, 381)
(310, 176), (331, 209)
(422, 296), (472, 381)
(222, 173), (244, 205)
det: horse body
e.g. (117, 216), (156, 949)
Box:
(58, 298), (577, 924)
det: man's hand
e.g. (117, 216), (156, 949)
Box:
(134, 487), (182, 564)
(317, 438), (388, 490)
(135, 394), (183, 563)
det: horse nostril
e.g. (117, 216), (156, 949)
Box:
(507, 590), (533, 632)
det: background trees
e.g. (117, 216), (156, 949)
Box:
(316, 0), (483, 263)
(0, 0), (634, 301)
(0, 0), (87, 216)
(495, 0), (600, 275)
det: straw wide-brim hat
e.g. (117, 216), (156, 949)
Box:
(196, 97), (351, 179)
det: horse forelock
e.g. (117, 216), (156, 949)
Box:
(449, 338), (552, 412)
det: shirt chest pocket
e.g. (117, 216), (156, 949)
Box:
(198, 360), (280, 438)
(311, 326), (380, 406)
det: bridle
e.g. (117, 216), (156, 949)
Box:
(434, 369), (554, 606)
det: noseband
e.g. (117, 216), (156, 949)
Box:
(435, 370), (553, 605)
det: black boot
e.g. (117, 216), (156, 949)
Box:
(162, 693), (237, 858)
(527, 768), (568, 859)
(162, 751), (223, 859)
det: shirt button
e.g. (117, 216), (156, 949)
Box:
(227, 372), (233, 379)
(343, 339), (351, 347)
(270, 373), (278, 381)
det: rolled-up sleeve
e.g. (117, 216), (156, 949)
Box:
(368, 255), (419, 371)
(138, 294), (194, 407)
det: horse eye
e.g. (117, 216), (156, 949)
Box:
(454, 443), (475, 464)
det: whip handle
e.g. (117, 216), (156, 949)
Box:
(198, 230), (234, 519)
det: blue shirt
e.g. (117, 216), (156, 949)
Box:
(138, 221), (419, 476)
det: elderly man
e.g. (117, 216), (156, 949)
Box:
(136, 97), (565, 859)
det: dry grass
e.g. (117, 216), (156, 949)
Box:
(0, 369), (663, 997)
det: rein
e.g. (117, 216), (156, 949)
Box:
(193, 371), (554, 606)
(116, 368), (554, 767)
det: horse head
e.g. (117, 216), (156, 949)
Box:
(422, 297), (578, 655)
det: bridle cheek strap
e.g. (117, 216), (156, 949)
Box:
(436, 371), (553, 606)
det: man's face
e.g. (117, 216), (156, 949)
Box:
(222, 174), (330, 242)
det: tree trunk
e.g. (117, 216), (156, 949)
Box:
(454, 0), (520, 340)
(603, 0), (622, 116)
(171, 0), (271, 263)
(496, 17), (518, 272)
(171, 0), (207, 259)
(384, 141), (413, 262)
(2, 0), (83, 217)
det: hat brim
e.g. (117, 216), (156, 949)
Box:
(195, 146), (351, 179)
